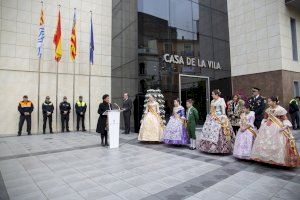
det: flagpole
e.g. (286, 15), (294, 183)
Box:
(55, 4), (61, 134)
(72, 8), (76, 133)
(37, 57), (41, 133)
(37, 1), (43, 134)
(89, 11), (92, 133)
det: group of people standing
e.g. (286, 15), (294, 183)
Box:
(138, 87), (300, 168)
(18, 95), (87, 136)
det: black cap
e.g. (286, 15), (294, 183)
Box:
(252, 87), (260, 92)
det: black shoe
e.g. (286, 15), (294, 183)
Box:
(101, 142), (105, 146)
(50, 131), (53, 134)
(67, 130), (70, 132)
(17, 133), (21, 136)
(105, 143), (109, 147)
(82, 129), (87, 132)
(43, 132), (45, 134)
(76, 129), (79, 132)
(28, 133), (32, 135)
(189, 147), (196, 150)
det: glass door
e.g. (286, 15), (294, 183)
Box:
(179, 74), (210, 125)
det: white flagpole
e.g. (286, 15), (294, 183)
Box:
(89, 11), (92, 133)
(37, 1), (43, 134)
(55, 4), (61, 133)
(72, 8), (76, 132)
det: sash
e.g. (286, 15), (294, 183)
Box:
(210, 106), (231, 141)
(240, 113), (257, 137)
(174, 113), (187, 127)
(148, 106), (164, 127)
(267, 111), (297, 155)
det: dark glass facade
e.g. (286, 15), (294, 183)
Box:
(138, 0), (231, 124)
(112, 0), (231, 131)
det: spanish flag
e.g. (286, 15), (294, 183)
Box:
(53, 10), (62, 62)
(70, 9), (76, 61)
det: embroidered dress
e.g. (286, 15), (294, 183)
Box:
(233, 111), (257, 159)
(138, 102), (164, 142)
(163, 106), (189, 145)
(197, 98), (234, 153)
(251, 105), (300, 167)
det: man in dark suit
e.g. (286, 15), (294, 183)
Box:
(122, 93), (132, 134)
(248, 87), (266, 129)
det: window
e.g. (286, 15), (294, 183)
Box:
(164, 43), (173, 53)
(294, 81), (300, 97)
(291, 18), (298, 61)
(139, 63), (145, 75)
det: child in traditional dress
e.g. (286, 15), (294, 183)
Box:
(233, 103), (257, 159)
(186, 99), (199, 150)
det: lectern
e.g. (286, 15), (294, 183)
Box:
(103, 110), (122, 148)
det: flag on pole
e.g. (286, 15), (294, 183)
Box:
(53, 10), (62, 62)
(37, 8), (45, 58)
(89, 14), (94, 65)
(70, 9), (77, 61)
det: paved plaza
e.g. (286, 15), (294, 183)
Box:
(0, 131), (299, 200)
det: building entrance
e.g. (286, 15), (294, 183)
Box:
(179, 74), (210, 125)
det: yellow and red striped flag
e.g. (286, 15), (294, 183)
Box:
(53, 10), (62, 62)
(70, 9), (77, 61)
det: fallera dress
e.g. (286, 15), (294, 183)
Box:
(251, 105), (300, 167)
(138, 102), (164, 142)
(233, 111), (257, 159)
(197, 98), (234, 154)
(163, 106), (189, 145)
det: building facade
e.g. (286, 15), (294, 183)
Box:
(0, 0), (112, 135)
(1, 0), (300, 135)
(228, 0), (300, 106)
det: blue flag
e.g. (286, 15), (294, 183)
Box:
(37, 9), (45, 58)
(89, 15), (94, 65)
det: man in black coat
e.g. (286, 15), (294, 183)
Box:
(42, 96), (54, 134)
(75, 96), (87, 132)
(18, 95), (34, 136)
(122, 93), (132, 134)
(59, 96), (71, 132)
(289, 97), (300, 129)
(96, 94), (112, 146)
(248, 87), (266, 129)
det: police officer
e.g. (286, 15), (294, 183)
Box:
(42, 96), (54, 134)
(18, 95), (34, 136)
(60, 96), (71, 132)
(75, 96), (87, 132)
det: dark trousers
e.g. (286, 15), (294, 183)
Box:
(232, 126), (239, 134)
(76, 114), (85, 131)
(254, 119), (262, 129)
(101, 131), (108, 145)
(61, 114), (69, 132)
(123, 111), (131, 134)
(290, 112), (300, 129)
(43, 114), (53, 133)
(18, 115), (31, 135)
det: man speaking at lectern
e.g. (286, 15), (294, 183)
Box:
(96, 94), (112, 146)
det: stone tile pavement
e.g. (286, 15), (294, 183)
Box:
(0, 131), (299, 200)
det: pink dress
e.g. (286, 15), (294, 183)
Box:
(233, 111), (257, 159)
(251, 106), (300, 167)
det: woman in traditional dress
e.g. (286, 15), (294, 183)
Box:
(163, 98), (189, 145)
(251, 97), (300, 167)
(138, 94), (164, 142)
(197, 89), (234, 154)
(227, 94), (245, 133)
(233, 103), (257, 159)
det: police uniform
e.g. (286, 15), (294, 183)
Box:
(75, 101), (87, 131)
(42, 101), (54, 133)
(18, 101), (34, 135)
(60, 101), (71, 132)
